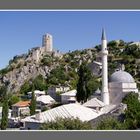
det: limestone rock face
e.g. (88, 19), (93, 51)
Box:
(0, 63), (57, 93)
(0, 49), (60, 93)
(0, 47), (98, 93)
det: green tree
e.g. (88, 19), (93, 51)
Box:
(1, 89), (9, 130)
(8, 95), (20, 108)
(96, 93), (140, 130)
(87, 78), (101, 95)
(0, 86), (7, 103)
(107, 40), (117, 47)
(119, 40), (125, 46)
(30, 89), (36, 116)
(47, 66), (70, 86)
(96, 117), (124, 130)
(122, 92), (140, 129)
(76, 63), (93, 103)
(0, 67), (12, 75)
(40, 117), (92, 130)
(33, 75), (48, 91)
(123, 45), (140, 59)
(20, 81), (32, 95)
(41, 57), (52, 66)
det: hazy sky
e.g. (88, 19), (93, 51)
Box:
(0, 11), (140, 69)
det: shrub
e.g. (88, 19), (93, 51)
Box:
(40, 117), (92, 130)
(8, 95), (20, 108)
(20, 81), (32, 95)
(122, 93), (140, 129)
(96, 117), (124, 130)
(32, 75), (48, 91)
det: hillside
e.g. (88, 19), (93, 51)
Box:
(0, 39), (140, 95)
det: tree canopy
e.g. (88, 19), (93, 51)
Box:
(8, 95), (20, 108)
(96, 117), (124, 130)
(30, 88), (36, 116)
(96, 92), (140, 130)
(122, 92), (140, 129)
(20, 75), (48, 95)
(40, 117), (92, 130)
(20, 81), (32, 95)
(33, 75), (48, 91)
(76, 63), (97, 103)
(0, 86), (7, 103)
(1, 87), (9, 130)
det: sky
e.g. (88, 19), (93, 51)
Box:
(0, 11), (140, 69)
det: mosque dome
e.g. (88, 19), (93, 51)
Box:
(109, 70), (135, 83)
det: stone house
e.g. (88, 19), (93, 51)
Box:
(11, 101), (30, 118)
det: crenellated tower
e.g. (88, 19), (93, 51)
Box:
(42, 33), (53, 52)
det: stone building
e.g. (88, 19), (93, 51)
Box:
(11, 101), (30, 118)
(31, 47), (44, 63)
(109, 70), (138, 104)
(27, 33), (62, 63)
(42, 33), (53, 52)
(100, 29), (138, 105)
(20, 29), (139, 130)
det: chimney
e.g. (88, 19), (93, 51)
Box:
(35, 110), (41, 121)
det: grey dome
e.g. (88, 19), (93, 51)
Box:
(109, 70), (135, 83)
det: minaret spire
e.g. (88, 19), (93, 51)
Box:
(101, 28), (106, 40)
(101, 29), (110, 105)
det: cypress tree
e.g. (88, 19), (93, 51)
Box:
(30, 85), (36, 115)
(76, 63), (92, 103)
(76, 64), (85, 103)
(1, 86), (9, 130)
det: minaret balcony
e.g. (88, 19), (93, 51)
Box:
(101, 50), (108, 55)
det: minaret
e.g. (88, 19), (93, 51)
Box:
(101, 29), (110, 105)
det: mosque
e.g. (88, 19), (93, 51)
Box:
(20, 30), (139, 130)
(100, 29), (138, 105)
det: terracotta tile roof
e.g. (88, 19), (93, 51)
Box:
(12, 101), (30, 107)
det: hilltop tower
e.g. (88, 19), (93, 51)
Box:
(42, 34), (53, 52)
(101, 29), (110, 105)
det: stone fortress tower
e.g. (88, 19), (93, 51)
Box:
(27, 33), (62, 63)
(42, 33), (53, 52)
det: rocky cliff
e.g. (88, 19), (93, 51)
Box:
(0, 39), (140, 93)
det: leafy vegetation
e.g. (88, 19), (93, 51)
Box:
(123, 44), (140, 59)
(0, 39), (140, 106)
(94, 40), (140, 85)
(41, 54), (53, 66)
(122, 92), (140, 129)
(30, 90), (36, 116)
(96, 92), (140, 130)
(0, 67), (13, 75)
(1, 88), (9, 130)
(40, 117), (92, 130)
(0, 55), (26, 75)
(33, 75), (48, 91)
(8, 95), (20, 108)
(76, 63), (99, 103)
(0, 86), (7, 103)
(20, 75), (48, 95)
(20, 81), (32, 95)
(47, 65), (72, 87)
(96, 117), (125, 130)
